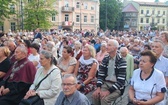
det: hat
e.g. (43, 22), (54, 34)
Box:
(30, 43), (40, 52)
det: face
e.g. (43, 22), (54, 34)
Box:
(7, 43), (15, 52)
(62, 48), (70, 58)
(82, 47), (90, 57)
(151, 42), (163, 57)
(30, 47), (36, 54)
(62, 77), (77, 97)
(39, 54), (51, 67)
(120, 51), (127, 57)
(101, 45), (106, 51)
(139, 56), (154, 71)
(14, 47), (24, 60)
(160, 34), (167, 43)
(106, 41), (117, 53)
(0, 47), (5, 57)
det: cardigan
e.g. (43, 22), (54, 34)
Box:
(97, 53), (127, 94)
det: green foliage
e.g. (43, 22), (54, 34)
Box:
(22, 0), (57, 30)
(99, 0), (122, 30)
(0, 0), (16, 23)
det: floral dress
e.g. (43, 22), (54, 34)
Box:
(77, 61), (97, 95)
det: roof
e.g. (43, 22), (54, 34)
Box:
(135, 1), (168, 7)
(122, 3), (138, 13)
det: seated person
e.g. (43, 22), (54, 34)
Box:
(0, 45), (36, 105)
(55, 74), (90, 105)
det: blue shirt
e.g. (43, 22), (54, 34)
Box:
(154, 55), (168, 77)
(55, 90), (90, 105)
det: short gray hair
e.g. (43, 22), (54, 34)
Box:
(17, 44), (28, 55)
(62, 74), (77, 84)
(108, 39), (119, 48)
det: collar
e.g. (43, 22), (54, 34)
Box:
(158, 55), (164, 61)
(66, 90), (78, 103)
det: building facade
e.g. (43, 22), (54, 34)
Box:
(123, 1), (168, 31)
(1, 0), (100, 33)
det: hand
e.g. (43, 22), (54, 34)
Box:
(77, 84), (81, 90)
(24, 90), (36, 99)
(100, 90), (110, 99)
(0, 86), (4, 96)
(136, 100), (147, 105)
(2, 88), (10, 95)
(92, 88), (101, 99)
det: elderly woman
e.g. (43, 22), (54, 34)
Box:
(128, 50), (166, 105)
(0, 46), (11, 81)
(74, 44), (98, 102)
(96, 42), (108, 64)
(57, 46), (77, 75)
(24, 50), (62, 105)
(46, 41), (58, 60)
(160, 31), (168, 58)
(73, 41), (82, 60)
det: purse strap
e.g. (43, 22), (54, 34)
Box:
(34, 68), (56, 91)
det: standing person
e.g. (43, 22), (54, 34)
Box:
(92, 39), (127, 105)
(120, 47), (134, 81)
(0, 45), (36, 105)
(55, 74), (90, 105)
(128, 50), (166, 105)
(34, 28), (42, 40)
(24, 50), (62, 105)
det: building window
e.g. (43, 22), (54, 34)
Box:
(152, 10), (155, 15)
(84, 3), (87, 9)
(76, 15), (80, 22)
(65, 14), (69, 21)
(84, 16), (87, 22)
(163, 11), (165, 15)
(140, 18), (143, 23)
(11, 22), (16, 31)
(157, 19), (160, 23)
(10, 4), (15, 13)
(91, 5), (94, 10)
(0, 25), (4, 32)
(152, 18), (155, 23)
(146, 18), (149, 23)
(76, 2), (80, 8)
(141, 10), (143, 14)
(158, 11), (160, 14)
(65, 0), (69, 7)
(52, 14), (56, 21)
(146, 10), (149, 14)
(91, 16), (94, 22)
(163, 19), (165, 24)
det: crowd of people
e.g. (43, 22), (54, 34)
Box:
(0, 28), (167, 105)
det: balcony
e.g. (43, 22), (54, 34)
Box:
(61, 6), (74, 13)
(145, 13), (151, 17)
(157, 14), (162, 17)
(62, 21), (74, 27)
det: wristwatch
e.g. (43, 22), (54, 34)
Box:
(81, 83), (85, 87)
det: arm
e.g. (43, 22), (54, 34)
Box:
(38, 70), (62, 98)
(74, 61), (80, 76)
(0, 71), (6, 78)
(62, 64), (76, 75)
(128, 86), (136, 103)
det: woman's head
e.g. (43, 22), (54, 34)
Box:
(100, 42), (107, 51)
(139, 50), (157, 70)
(40, 50), (55, 66)
(74, 41), (81, 50)
(160, 31), (168, 43)
(83, 44), (96, 58)
(30, 43), (40, 53)
(62, 46), (73, 58)
(0, 46), (10, 57)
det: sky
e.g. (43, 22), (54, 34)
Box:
(132, 0), (166, 2)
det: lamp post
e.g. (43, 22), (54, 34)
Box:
(21, 0), (24, 30)
(105, 0), (107, 30)
(80, 1), (82, 31)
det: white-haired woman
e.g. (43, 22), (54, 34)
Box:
(96, 42), (108, 64)
(73, 41), (82, 60)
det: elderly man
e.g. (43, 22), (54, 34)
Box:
(0, 45), (36, 105)
(120, 47), (134, 81)
(55, 74), (90, 105)
(92, 39), (127, 105)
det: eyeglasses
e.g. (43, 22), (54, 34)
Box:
(61, 83), (76, 86)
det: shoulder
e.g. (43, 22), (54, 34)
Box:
(154, 68), (164, 77)
(75, 91), (90, 103)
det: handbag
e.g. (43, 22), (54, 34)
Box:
(19, 68), (56, 105)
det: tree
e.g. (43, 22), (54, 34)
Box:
(22, 0), (57, 30)
(99, 0), (122, 31)
(0, 0), (16, 25)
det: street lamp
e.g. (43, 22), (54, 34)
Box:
(80, 1), (82, 31)
(20, 0), (24, 30)
(105, 0), (107, 30)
